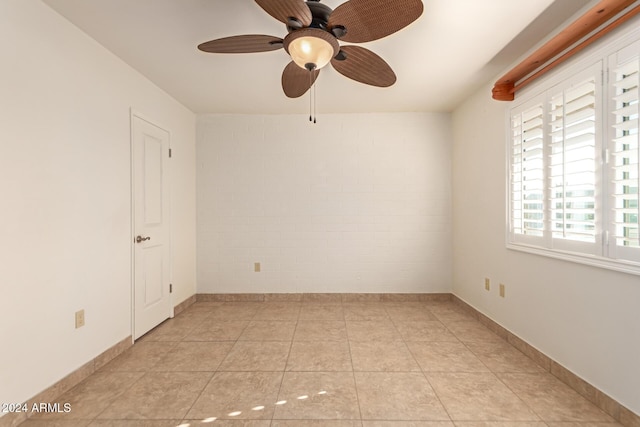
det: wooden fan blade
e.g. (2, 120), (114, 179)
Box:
(198, 35), (283, 53)
(331, 46), (396, 87)
(328, 0), (424, 43)
(282, 61), (320, 98)
(255, 0), (312, 27)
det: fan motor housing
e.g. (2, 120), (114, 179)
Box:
(287, 1), (333, 32)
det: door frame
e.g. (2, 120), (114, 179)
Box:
(130, 109), (173, 340)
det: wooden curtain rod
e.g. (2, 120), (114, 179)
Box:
(492, 0), (640, 101)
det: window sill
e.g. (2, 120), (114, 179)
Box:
(506, 242), (640, 276)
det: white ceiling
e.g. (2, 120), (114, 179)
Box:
(42, 0), (589, 114)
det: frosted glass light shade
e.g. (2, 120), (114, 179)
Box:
(284, 28), (339, 71)
(288, 36), (334, 70)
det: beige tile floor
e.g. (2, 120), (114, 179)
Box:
(22, 300), (621, 426)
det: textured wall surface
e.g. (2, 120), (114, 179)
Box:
(197, 113), (452, 294)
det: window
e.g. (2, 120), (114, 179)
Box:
(508, 33), (640, 274)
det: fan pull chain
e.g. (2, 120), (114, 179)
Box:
(313, 78), (317, 124)
(309, 70), (313, 123)
(305, 66), (319, 124)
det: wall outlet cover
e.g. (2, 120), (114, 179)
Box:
(75, 309), (85, 328)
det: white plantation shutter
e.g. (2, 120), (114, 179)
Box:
(548, 69), (600, 253)
(609, 42), (640, 262)
(507, 26), (640, 274)
(511, 102), (545, 240)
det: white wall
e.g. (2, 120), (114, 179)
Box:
(197, 113), (452, 294)
(451, 62), (640, 417)
(0, 0), (196, 409)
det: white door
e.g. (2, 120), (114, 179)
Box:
(132, 114), (172, 340)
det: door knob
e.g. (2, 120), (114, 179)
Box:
(136, 235), (151, 243)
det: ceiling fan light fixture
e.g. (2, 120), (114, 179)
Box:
(284, 28), (339, 70)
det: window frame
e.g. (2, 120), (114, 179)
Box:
(505, 20), (640, 276)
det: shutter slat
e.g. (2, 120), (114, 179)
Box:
(613, 163), (639, 173)
(613, 88), (638, 103)
(551, 121), (595, 138)
(612, 103), (638, 117)
(612, 134), (638, 147)
(613, 72), (638, 90)
(613, 118), (638, 132)
(550, 107), (595, 128)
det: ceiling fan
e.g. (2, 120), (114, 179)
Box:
(197, 0), (424, 99)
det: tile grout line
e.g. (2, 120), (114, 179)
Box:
(91, 370), (165, 424)
(176, 305), (228, 425)
(270, 306), (301, 422)
(343, 302), (366, 423)
(397, 305), (456, 424)
(178, 302), (254, 424)
(489, 369), (550, 425)
(455, 326), (550, 425)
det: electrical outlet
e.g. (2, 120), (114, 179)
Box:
(254, 262), (261, 273)
(484, 278), (491, 291)
(75, 309), (85, 328)
(499, 284), (506, 298)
